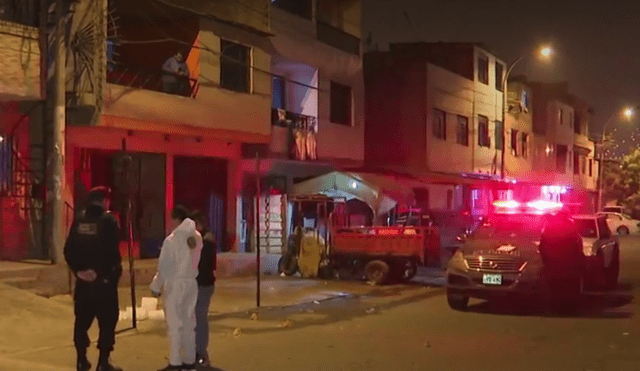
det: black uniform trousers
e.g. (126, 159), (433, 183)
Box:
(73, 279), (119, 352)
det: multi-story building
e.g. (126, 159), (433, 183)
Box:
(0, 0), (275, 261)
(0, 1), (44, 260)
(504, 80), (534, 182)
(365, 42), (507, 217)
(240, 0), (363, 253)
(520, 80), (597, 211)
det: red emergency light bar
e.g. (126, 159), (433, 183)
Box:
(492, 199), (563, 214)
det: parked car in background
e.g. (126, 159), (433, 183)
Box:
(597, 212), (640, 235)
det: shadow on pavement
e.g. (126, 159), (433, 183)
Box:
(140, 283), (446, 337)
(465, 286), (634, 319)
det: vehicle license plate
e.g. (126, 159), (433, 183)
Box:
(482, 274), (502, 285)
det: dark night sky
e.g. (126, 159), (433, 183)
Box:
(363, 0), (640, 157)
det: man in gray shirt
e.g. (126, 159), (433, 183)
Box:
(162, 50), (189, 94)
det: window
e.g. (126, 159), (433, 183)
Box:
(495, 62), (504, 91)
(510, 129), (519, 156)
(272, 76), (285, 109)
(447, 189), (454, 210)
(495, 121), (503, 150)
(521, 133), (528, 158)
(569, 112), (574, 129)
(432, 109), (446, 140)
(574, 113), (581, 134)
(478, 115), (490, 147)
(556, 145), (568, 173)
(330, 81), (352, 126)
(456, 115), (469, 146)
(581, 155), (587, 174)
(589, 159), (593, 176)
(568, 150), (572, 169)
(574, 152), (580, 175)
(220, 40), (250, 93)
(558, 108), (564, 125)
(477, 54), (489, 84)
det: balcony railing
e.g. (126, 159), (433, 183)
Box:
(271, 108), (318, 161)
(107, 63), (199, 98)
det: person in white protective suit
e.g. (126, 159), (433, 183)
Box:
(151, 206), (203, 371)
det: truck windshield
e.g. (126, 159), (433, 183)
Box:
(573, 219), (598, 238)
(473, 214), (544, 238)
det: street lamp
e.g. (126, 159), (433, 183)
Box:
(500, 46), (554, 179)
(597, 105), (639, 211)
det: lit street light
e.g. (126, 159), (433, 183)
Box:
(540, 46), (553, 58)
(625, 108), (635, 118)
(597, 105), (640, 211)
(500, 46), (554, 178)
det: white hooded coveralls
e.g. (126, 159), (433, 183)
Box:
(150, 218), (203, 366)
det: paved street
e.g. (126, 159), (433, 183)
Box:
(2, 236), (640, 371)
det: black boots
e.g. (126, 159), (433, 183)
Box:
(77, 358), (91, 371)
(96, 351), (122, 371)
(96, 362), (123, 371)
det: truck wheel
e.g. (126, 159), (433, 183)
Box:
(404, 260), (418, 280)
(446, 290), (469, 311)
(364, 260), (390, 285)
(604, 246), (620, 290)
(617, 226), (629, 235)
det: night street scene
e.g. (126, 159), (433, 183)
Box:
(3, 0), (640, 370)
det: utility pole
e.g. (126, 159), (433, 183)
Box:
(48, 0), (67, 264)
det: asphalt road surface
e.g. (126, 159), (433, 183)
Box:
(4, 236), (640, 371)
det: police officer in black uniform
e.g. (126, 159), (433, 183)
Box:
(64, 187), (123, 371)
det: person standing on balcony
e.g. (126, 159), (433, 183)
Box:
(191, 210), (217, 367)
(64, 187), (123, 371)
(162, 50), (190, 95)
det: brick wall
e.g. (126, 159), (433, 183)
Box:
(0, 21), (41, 100)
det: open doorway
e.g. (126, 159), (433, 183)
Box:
(76, 149), (166, 258)
(173, 156), (227, 251)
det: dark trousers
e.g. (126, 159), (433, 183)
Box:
(73, 281), (119, 353)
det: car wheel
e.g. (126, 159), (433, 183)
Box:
(364, 260), (390, 285)
(617, 226), (630, 235)
(446, 290), (469, 311)
(604, 246), (620, 290)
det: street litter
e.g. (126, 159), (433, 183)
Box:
(280, 319), (292, 328)
(313, 300), (320, 304)
(250, 313), (258, 321)
(365, 308), (375, 314)
(233, 328), (242, 336)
